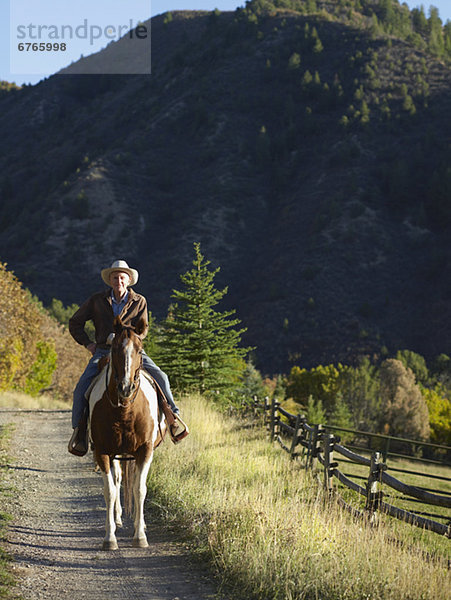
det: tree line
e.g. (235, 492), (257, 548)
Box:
(243, 0), (451, 61)
(283, 353), (450, 445)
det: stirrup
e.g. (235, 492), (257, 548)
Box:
(68, 426), (88, 456)
(169, 415), (189, 444)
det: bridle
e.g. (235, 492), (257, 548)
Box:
(105, 343), (143, 409)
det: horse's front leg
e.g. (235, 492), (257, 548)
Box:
(132, 448), (153, 548)
(98, 454), (119, 550)
(111, 459), (123, 528)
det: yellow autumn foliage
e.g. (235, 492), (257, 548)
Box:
(0, 262), (88, 401)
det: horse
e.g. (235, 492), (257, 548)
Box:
(88, 315), (166, 550)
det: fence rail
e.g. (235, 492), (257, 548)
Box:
(256, 396), (451, 538)
(323, 424), (450, 464)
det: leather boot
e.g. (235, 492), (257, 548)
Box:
(169, 414), (189, 444)
(68, 416), (88, 456)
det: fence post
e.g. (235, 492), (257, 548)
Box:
(274, 399), (281, 440)
(308, 424), (323, 470)
(366, 451), (383, 523)
(305, 428), (312, 468)
(297, 415), (308, 464)
(270, 397), (280, 441)
(264, 396), (271, 433)
(289, 413), (302, 460)
(323, 433), (336, 494)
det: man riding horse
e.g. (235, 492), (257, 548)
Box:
(68, 259), (182, 456)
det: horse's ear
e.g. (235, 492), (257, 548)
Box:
(113, 316), (124, 334)
(135, 317), (146, 337)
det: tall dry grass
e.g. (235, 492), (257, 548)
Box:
(0, 390), (68, 410)
(147, 395), (450, 600)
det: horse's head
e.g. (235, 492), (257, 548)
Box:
(110, 316), (145, 405)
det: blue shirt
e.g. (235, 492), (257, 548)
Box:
(111, 290), (129, 317)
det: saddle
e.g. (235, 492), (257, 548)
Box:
(141, 371), (189, 445)
(85, 357), (189, 445)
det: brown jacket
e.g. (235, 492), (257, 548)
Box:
(69, 289), (148, 348)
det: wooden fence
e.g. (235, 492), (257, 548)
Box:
(255, 396), (451, 538)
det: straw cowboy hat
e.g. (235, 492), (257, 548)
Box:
(101, 260), (139, 287)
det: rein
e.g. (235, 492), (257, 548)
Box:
(105, 353), (142, 409)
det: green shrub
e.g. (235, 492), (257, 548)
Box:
(24, 340), (57, 396)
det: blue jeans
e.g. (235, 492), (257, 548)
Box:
(71, 348), (178, 428)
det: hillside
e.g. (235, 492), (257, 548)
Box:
(0, 0), (450, 372)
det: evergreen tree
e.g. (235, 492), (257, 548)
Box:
(433, 354), (451, 387)
(287, 52), (301, 70)
(342, 357), (380, 430)
(428, 7), (444, 56)
(158, 243), (250, 398)
(395, 349), (429, 385)
(411, 6), (428, 37)
(142, 311), (162, 360)
(273, 374), (286, 401)
(306, 395), (326, 425)
(47, 298), (80, 327)
(445, 22), (451, 55)
(237, 359), (267, 405)
(328, 392), (353, 442)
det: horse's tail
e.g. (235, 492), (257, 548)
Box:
(122, 460), (135, 517)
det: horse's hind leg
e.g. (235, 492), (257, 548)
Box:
(111, 459), (123, 528)
(132, 449), (153, 548)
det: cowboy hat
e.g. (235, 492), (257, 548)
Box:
(101, 260), (139, 287)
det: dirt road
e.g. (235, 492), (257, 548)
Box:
(0, 409), (224, 600)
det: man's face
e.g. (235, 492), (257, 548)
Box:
(110, 271), (130, 298)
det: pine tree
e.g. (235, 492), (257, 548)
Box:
(306, 395), (326, 425)
(329, 392), (352, 428)
(237, 360), (267, 406)
(395, 349), (429, 385)
(428, 7), (445, 57)
(343, 357), (380, 430)
(328, 392), (353, 442)
(142, 311), (162, 360)
(157, 243), (250, 398)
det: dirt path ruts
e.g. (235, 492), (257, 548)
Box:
(0, 409), (223, 600)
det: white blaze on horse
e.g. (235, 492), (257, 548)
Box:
(89, 316), (166, 550)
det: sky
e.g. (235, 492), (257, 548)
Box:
(1, 0), (450, 86)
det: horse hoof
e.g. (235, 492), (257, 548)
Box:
(115, 519), (123, 528)
(102, 539), (119, 551)
(132, 537), (148, 548)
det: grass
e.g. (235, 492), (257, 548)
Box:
(332, 452), (451, 559)
(0, 390), (68, 410)
(146, 395), (450, 600)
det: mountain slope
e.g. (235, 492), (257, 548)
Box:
(0, 3), (450, 372)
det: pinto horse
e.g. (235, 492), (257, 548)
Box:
(89, 316), (165, 550)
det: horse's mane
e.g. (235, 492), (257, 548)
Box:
(113, 316), (146, 343)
